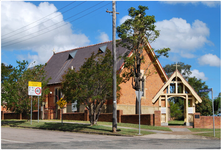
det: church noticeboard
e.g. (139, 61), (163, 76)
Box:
(188, 107), (194, 114)
(161, 107), (166, 114)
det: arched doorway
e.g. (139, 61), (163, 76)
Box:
(152, 69), (202, 126)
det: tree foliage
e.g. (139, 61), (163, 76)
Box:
(61, 49), (122, 126)
(169, 101), (183, 120)
(1, 63), (14, 83)
(116, 5), (170, 90)
(163, 62), (192, 79)
(214, 93), (221, 114)
(1, 60), (50, 117)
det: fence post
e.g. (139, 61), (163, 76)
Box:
(1, 111), (4, 120)
(84, 110), (89, 121)
(117, 110), (123, 123)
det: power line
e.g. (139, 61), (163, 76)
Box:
(2, 1), (76, 38)
(2, 1), (86, 41)
(2, 1), (104, 46)
(2, 2), (111, 48)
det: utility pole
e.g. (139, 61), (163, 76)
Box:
(211, 88), (215, 137)
(106, 1), (119, 133)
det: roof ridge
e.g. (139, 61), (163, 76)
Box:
(54, 40), (113, 55)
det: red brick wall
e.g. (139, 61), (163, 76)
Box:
(194, 113), (221, 129)
(58, 110), (158, 126)
(121, 114), (153, 125)
(62, 112), (84, 121)
(118, 50), (164, 107)
(2, 109), (162, 127)
(154, 110), (161, 126)
(2, 110), (41, 120)
(98, 113), (113, 122)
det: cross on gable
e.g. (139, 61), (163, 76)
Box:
(173, 62), (180, 71)
(173, 62), (180, 80)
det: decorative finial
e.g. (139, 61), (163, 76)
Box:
(53, 48), (56, 55)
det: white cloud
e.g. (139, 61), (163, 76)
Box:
(180, 52), (195, 58)
(198, 54), (221, 67)
(151, 18), (211, 59)
(189, 69), (208, 81)
(119, 15), (132, 25)
(1, 1), (90, 65)
(162, 1), (220, 7)
(97, 32), (109, 43)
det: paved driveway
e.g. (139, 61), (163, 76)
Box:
(1, 127), (220, 149)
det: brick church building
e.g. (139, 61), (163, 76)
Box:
(43, 40), (168, 120)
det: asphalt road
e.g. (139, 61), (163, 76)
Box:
(1, 127), (221, 149)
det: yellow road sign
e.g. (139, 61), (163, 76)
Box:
(28, 81), (42, 96)
(28, 81), (42, 87)
(57, 98), (67, 109)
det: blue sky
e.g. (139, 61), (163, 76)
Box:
(1, 1), (220, 97)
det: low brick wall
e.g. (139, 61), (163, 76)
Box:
(62, 112), (84, 121)
(2, 110), (161, 126)
(1, 110), (41, 120)
(98, 113), (113, 122)
(121, 114), (153, 125)
(194, 113), (221, 129)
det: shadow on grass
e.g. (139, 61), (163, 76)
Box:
(37, 122), (115, 133)
(1, 120), (26, 126)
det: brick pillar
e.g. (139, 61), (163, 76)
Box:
(117, 110), (123, 123)
(1, 111), (4, 120)
(193, 113), (201, 128)
(150, 114), (153, 126)
(84, 110), (89, 121)
(154, 110), (161, 126)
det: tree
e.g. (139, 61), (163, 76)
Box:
(116, 5), (170, 113)
(1, 63), (14, 83)
(163, 62), (192, 79)
(61, 49), (122, 126)
(1, 60), (50, 118)
(169, 101), (183, 120)
(214, 93), (221, 114)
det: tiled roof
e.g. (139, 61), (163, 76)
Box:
(45, 41), (127, 85)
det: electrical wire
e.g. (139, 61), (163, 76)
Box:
(2, 2), (111, 48)
(2, 1), (86, 41)
(2, 1), (104, 46)
(2, 1), (76, 38)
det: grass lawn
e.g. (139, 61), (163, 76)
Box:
(189, 128), (221, 139)
(40, 119), (171, 131)
(1, 120), (155, 136)
(168, 120), (184, 126)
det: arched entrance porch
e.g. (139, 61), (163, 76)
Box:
(152, 69), (202, 126)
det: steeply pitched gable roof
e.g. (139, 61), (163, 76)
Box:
(45, 40), (168, 85)
(45, 41), (126, 85)
(152, 70), (202, 103)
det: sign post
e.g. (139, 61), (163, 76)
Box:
(57, 98), (67, 125)
(135, 90), (143, 135)
(28, 81), (42, 124)
(199, 88), (215, 137)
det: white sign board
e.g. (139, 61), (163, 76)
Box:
(188, 107), (194, 114)
(72, 102), (77, 112)
(135, 91), (143, 102)
(161, 107), (166, 114)
(28, 81), (42, 96)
